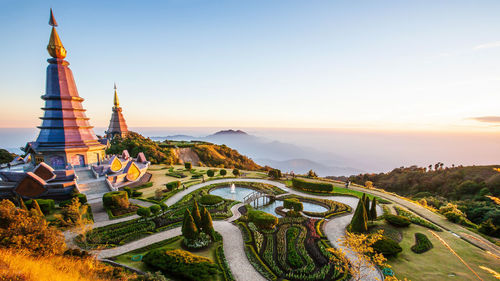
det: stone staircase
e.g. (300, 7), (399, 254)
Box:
(75, 169), (110, 198)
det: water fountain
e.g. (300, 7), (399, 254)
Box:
(230, 183), (236, 193)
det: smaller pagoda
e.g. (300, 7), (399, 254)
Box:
(105, 84), (129, 140)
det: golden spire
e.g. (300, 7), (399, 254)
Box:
(47, 9), (67, 59)
(113, 83), (120, 107)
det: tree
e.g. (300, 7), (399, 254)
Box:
(0, 199), (65, 256)
(365, 181), (373, 188)
(219, 169), (227, 176)
(350, 195), (368, 233)
(307, 170), (317, 178)
(181, 209), (199, 240)
(369, 197), (377, 221)
(200, 207), (215, 239)
(31, 199), (44, 217)
(232, 168), (240, 177)
(268, 169), (282, 179)
(364, 195), (370, 219)
(191, 200), (202, 229)
(206, 169), (215, 177)
(329, 230), (401, 281)
(0, 148), (14, 164)
(185, 162), (192, 170)
(137, 207), (151, 219)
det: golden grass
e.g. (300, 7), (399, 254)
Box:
(0, 248), (133, 281)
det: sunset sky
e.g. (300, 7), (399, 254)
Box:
(2, 0), (500, 132)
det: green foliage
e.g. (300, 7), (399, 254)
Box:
(219, 169), (227, 176)
(106, 132), (178, 164)
(248, 210), (278, 230)
(268, 169), (282, 179)
(286, 227), (304, 269)
(350, 195), (368, 233)
(373, 236), (403, 257)
(206, 169), (215, 177)
(478, 219), (500, 238)
(283, 198), (303, 212)
(439, 203), (477, 228)
(103, 191), (128, 209)
(192, 144), (262, 170)
(384, 214), (411, 227)
(369, 197), (377, 220)
(0, 149), (15, 164)
(142, 249), (219, 281)
(137, 207), (151, 218)
(291, 178), (333, 193)
(199, 194), (224, 206)
(27, 199), (54, 215)
(191, 200), (202, 228)
(410, 233), (433, 253)
(201, 206), (215, 239)
(132, 190), (143, 197)
(232, 168), (240, 176)
(182, 209), (199, 240)
(394, 206), (441, 231)
(149, 204), (161, 215)
(184, 162), (192, 170)
(30, 199), (44, 216)
(165, 181), (181, 191)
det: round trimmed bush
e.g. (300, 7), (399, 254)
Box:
(206, 169), (215, 177)
(166, 181), (181, 191)
(411, 233), (433, 253)
(219, 169), (227, 176)
(103, 191), (128, 209)
(385, 214), (411, 227)
(248, 210), (278, 230)
(149, 204), (161, 215)
(199, 194), (224, 206)
(373, 236), (403, 257)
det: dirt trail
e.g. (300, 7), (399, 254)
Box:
(174, 147), (201, 165)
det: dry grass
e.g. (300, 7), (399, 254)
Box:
(0, 248), (133, 281)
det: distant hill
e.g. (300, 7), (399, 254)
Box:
(152, 129), (363, 176)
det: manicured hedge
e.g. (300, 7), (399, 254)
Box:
(199, 194), (224, 205)
(248, 210), (278, 230)
(103, 191), (128, 209)
(283, 198), (303, 212)
(384, 214), (411, 227)
(373, 236), (402, 256)
(166, 181), (181, 191)
(411, 233), (433, 254)
(292, 178), (333, 193)
(143, 249), (219, 281)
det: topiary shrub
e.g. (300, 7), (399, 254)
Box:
(385, 214), (411, 227)
(291, 178), (333, 193)
(248, 210), (278, 230)
(410, 233), (433, 253)
(132, 190), (143, 197)
(206, 169), (215, 177)
(165, 181), (181, 191)
(232, 169), (240, 176)
(373, 236), (402, 257)
(283, 198), (303, 212)
(137, 207), (151, 218)
(143, 249), (219, 281)
(103, 191), (128, 209)
(199, 194), (224, 206)
(184, 162), (192, 170)
(219, 169), (227, 176)
(149, 204), (161, 215)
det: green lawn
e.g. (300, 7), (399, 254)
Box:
(381, 221), (499, 281)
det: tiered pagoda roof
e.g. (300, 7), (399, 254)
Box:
(105, 84), (129, 139)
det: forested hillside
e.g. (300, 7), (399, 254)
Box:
(348, 165), (500, 235)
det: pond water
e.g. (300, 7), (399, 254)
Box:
(210, 186), (328, 217)
(210, 185), (383, 217)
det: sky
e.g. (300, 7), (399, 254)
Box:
(1, 0), (500, 132)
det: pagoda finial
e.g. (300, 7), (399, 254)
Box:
(47, 9), (67, 59)
(113, 83), (120, 107)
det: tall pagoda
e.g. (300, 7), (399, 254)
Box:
(105, 84), (129, 140)
(27, 9), (106, 169)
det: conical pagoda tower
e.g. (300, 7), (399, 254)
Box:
(29, 9), (106, 169)
(105, 84), (129, 140)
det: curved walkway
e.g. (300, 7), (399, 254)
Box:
(91, 178), (384, 281)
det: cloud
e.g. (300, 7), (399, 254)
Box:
(469, 116), (500, 123)
(473, 41), (500, 50)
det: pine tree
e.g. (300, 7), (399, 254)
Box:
(191, 200), (202, 229)
(201, 206), (215, 239)
(182, 209), (198, 240)
(31, 200), (44, 217)
(370, 197), (377, 221)
(350, 197), (368, 233)
(364, 194), (370, 218)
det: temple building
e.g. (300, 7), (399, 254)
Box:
(26, 9), (106, 169)
(105, 84), (129, 139)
